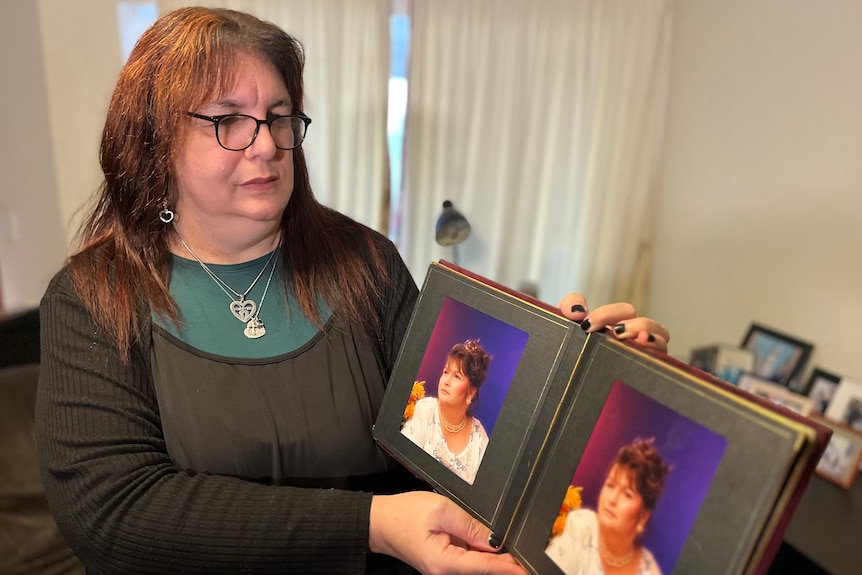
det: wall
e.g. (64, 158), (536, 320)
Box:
(39, 0), (123, 246)
(0, 0), (123, 312)
(0, 0), (66, 312)
(649, 0), (862, 383)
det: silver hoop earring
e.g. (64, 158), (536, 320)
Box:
(159, 207), (174, 224)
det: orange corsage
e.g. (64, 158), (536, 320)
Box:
(403, 381), (426, 422)
(550, 486), (583, 538)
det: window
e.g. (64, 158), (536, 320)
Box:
(117, 2), (157, 62)
(387, 9), (411, 243)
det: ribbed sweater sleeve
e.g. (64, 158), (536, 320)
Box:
(34, 270), (378, 575)
(375, 238), (420, 382)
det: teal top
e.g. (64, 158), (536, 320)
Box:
(156, 251), (331, 358)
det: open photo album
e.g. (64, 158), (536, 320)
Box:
(372, 261), (831, 575)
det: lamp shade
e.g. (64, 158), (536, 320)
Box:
(435, 200), (471, 246)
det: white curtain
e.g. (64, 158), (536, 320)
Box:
(402, 0), (674, 311)
(159, 0), (391, 232)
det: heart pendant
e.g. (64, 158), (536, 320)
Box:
(230, 299), (257, 323)
(244, 317), (266, 339)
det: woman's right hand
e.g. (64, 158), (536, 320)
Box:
(558, 293), (671, 354)
(369, 491), (527, 575)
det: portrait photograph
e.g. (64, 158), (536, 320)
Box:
(745, 378), (815, 417)
(714, 346), (755, 386)
(740, 323), (813, 388)
(811, 415), (862, 489)
(734, 371), (763, 393)
(544, 381), (728, 575)
(688, 344), (754, 386)
(400, 296), (529, 484)
(824, 379), (862, 436)
(373, 261), (586, 531)
(803, 368), (842, 415)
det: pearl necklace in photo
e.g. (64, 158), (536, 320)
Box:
(438, 403), (468, 433)
(599, 537), (634, 568)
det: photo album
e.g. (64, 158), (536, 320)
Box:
(372, 261), (831, 575)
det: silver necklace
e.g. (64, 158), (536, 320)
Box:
(178, 236), (281, 339)
(438, 403), (468, 433)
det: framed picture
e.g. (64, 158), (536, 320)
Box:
(741, 323), (813, 389)
(688, 345), (719, 373)
(745, 378), (815, 417)
(803, 368), (842, 415)
(737, 372), (774, 393)
(824, 379), (862, 435)
(507, 337), (821, 575)
(398, 296), (531, 485)
(811, 414), (862, 489)
(715, 346), (755, 385)
(688, 344), (754, 386)
(374, 261), (588, 532)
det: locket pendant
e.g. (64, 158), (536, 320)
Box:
(244, 317), (266, 339)
(230, 299), (257, 322)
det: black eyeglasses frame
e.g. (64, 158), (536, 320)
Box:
(186, 111), (312, 151)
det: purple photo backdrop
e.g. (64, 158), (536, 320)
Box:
(412, 297), (529, 436)
(568, 381), (728, 574)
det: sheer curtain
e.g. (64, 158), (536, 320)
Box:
(159, 0), (391, 232)
(402, 0), (674, 310)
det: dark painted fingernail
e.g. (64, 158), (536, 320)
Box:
(648, 333), (656, 343)
(581, 319), (591, 331)
(614, 323), (626, 335)
(571, 304), (586, 314)
(489, 532), (502, 549)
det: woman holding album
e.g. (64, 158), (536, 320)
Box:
(34, 6), (670, 574)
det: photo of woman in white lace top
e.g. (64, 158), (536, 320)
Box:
(401, 340), (492, 484)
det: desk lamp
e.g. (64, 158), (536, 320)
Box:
(435, 200), (471, 264)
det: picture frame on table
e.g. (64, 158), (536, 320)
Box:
(688, 344), (754, 386)
(824, 379), (862, 436)
(741, 323), (813, 390)
(714, 346), (755, 386)
(688, 345), (719, 374)
(737, 372), (774, 393)
(745, 377), (815, 417)
(810, 414), (862, 489)
(803, 368), (842, 415)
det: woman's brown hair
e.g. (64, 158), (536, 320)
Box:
(447, 339), (492, 411)
(68, 7), (390, 360)
(613, 437), (671, 512)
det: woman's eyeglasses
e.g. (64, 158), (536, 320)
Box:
(187, 112), (312, 151)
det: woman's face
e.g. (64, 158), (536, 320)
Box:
(173, 52), (294, 251)
(597, 464), (648, 537)
(438, 358), (475, 410)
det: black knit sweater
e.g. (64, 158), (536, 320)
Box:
(35, 242), (420, 575)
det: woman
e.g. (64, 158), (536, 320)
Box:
(35, 7), (670, 575)
(546, 439), (670, 575)
(401, 340), (491, 483)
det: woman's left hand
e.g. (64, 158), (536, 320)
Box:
(558, 294), (670, 354)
